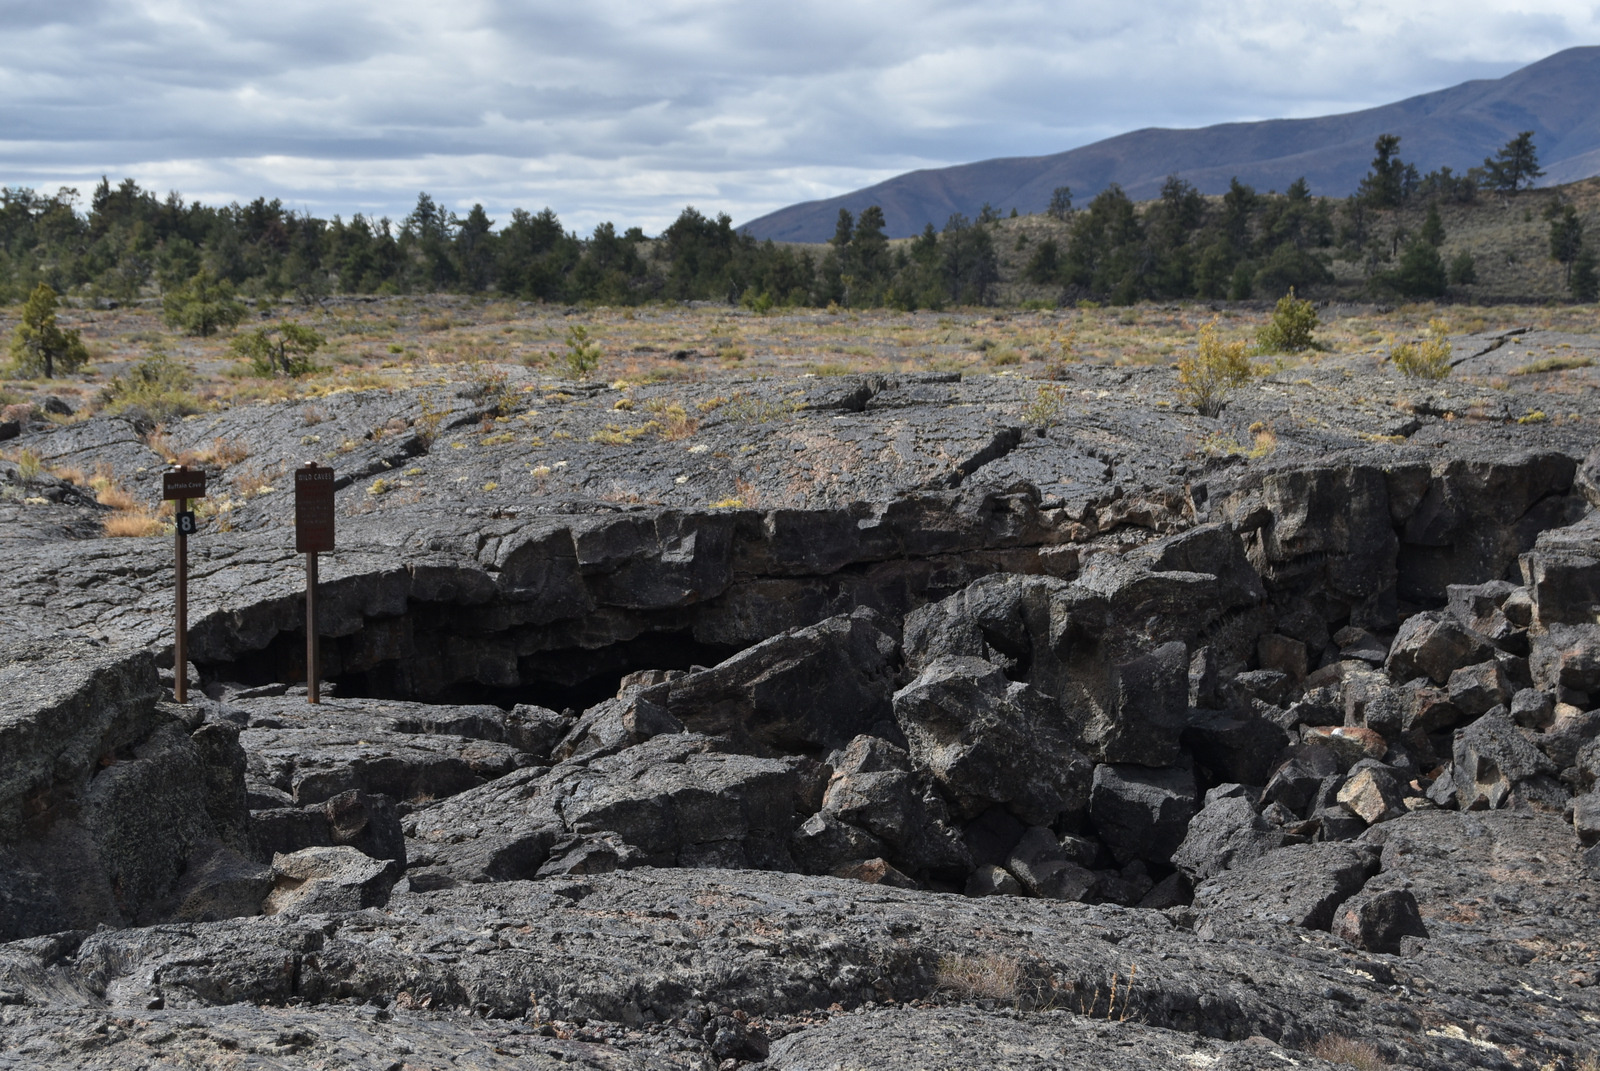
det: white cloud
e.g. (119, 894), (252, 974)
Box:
(0, 0), (1595, 232)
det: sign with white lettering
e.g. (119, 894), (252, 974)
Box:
(162, 467), (206, 500)
(294, 464), (336, 553)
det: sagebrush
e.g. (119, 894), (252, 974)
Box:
(1177, 320), (1253, 417)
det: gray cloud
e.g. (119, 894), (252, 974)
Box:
(0, 0), (1595, 233)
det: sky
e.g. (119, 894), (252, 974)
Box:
(2, 1), (1598, 235)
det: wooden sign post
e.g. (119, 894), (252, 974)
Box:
(294, 462), (336, 704)
(162, 465), (206, 703)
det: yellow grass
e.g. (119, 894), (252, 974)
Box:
(96, 485), (139, 512)
(103, 510), (166, 538)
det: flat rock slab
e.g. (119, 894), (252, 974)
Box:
(404, 732), (802, 885)
(234, 693), (535, 806)
(762, 1005), (1348, 1071)
(228, 692), (562, 751)
(0, 1003), (691, 1070)
(1193, 842), (1380, 930)
(3, 832), (1597, 1070)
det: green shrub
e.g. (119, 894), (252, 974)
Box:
(1021, 384), (1068, 426)
(1391, 320), (1452, 380)
(98, 349), (207, 425)
(1177, 320), (1253, 417)
(231, 322), (325, 376)
(562, 324), (602, 378)
(162, 270), (246, 337)
(1255, 288), (1318, 354)
(1377, 240), (1448, 299)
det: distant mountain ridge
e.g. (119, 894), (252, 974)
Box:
(741, 46), (1600, 242)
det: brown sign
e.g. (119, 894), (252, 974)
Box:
(294, 463), (336, 553)
(162, 467), (207, 500)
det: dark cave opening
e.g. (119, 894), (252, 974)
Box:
(197, 621), (742, 714)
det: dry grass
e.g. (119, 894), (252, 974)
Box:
(103, 510), (166, 538)
(196, 436), (250, 468)
(1512, 354), (1595, 375)
(644, 398), (698, 440)
(14, 448), (41, 481)
(96, 484), (139, 512)
(233, 462), (284, 498)
(1308, 1035), (1389, 1070)
(935, 953), (1023, 1003)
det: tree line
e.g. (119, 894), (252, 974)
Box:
(0, 128), (1590, 311)
(1021, 130), (1579, 304)
(0, 180), (1000, 312)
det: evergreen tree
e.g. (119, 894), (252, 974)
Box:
(1379, 239), (1448, 298)
(1046, 187), (1073, 219)
(1548, 203), (1585, 283)
(885, 224), (945, 310)
(1420, 203), (1445, 246)
(1061, 185), (1144, 301)
(162, 270), (246, 336)
(1448, 250), (1477, 286)
(939, 214), (999, 305)
(231, 322), (325, 376)
(1358, 135), (1406, 208)
(1571, 247), (1598, 302)
(1024, 239), (1060, 285)
(9, 283), (89, 378)
(453, 204), (496, 291)
(846, 205), (892, 304)
(830, 209), (854, 249)
(1484, 132), (1543, 195)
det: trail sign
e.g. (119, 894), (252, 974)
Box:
(294, 463), (336, 553)
(163, 465), (204, 704)
(295, 462), (336, 704)
(162, 468), (206, 500)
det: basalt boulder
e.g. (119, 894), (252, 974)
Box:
(1385, 611), (1494, 686)
(1089, 763), (1198, 868)
(0, 640), (252, 940)
(892, 655), (1090, 826)
(1452, 712), (1560, 811)
(1172, 793), (1285, 882)
(405, 732), (806, 887)
(1194, 842), (1381, 931)
(652, 607), (902, 755)
(820, 735), (971, 878)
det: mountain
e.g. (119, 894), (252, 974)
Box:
(741, 46), (1600, 242)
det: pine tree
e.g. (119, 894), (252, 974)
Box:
(1484, 132), (1543, 195)
(1448, 251), (1477, 286)
(9, 283), (89, 378)
(162, 270), (246, 336)
(1571, 247), (1598, 303)
(1548, 203), (1585, 283)
(1420, 203), (1445, 246)
(1358, 135), (1406, 208)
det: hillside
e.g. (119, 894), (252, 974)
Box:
(743, 46), (1600, 242)
(981, 176), (1600, 307)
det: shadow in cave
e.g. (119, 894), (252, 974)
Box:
(197, 626), (743, 714)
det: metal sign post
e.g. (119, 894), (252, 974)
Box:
(162, 465), (207, 703)
(294, 463), (336, 704)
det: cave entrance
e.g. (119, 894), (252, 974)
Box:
(196, 623), (742, 713)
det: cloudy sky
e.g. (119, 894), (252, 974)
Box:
(2, 1), (1597, 234)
